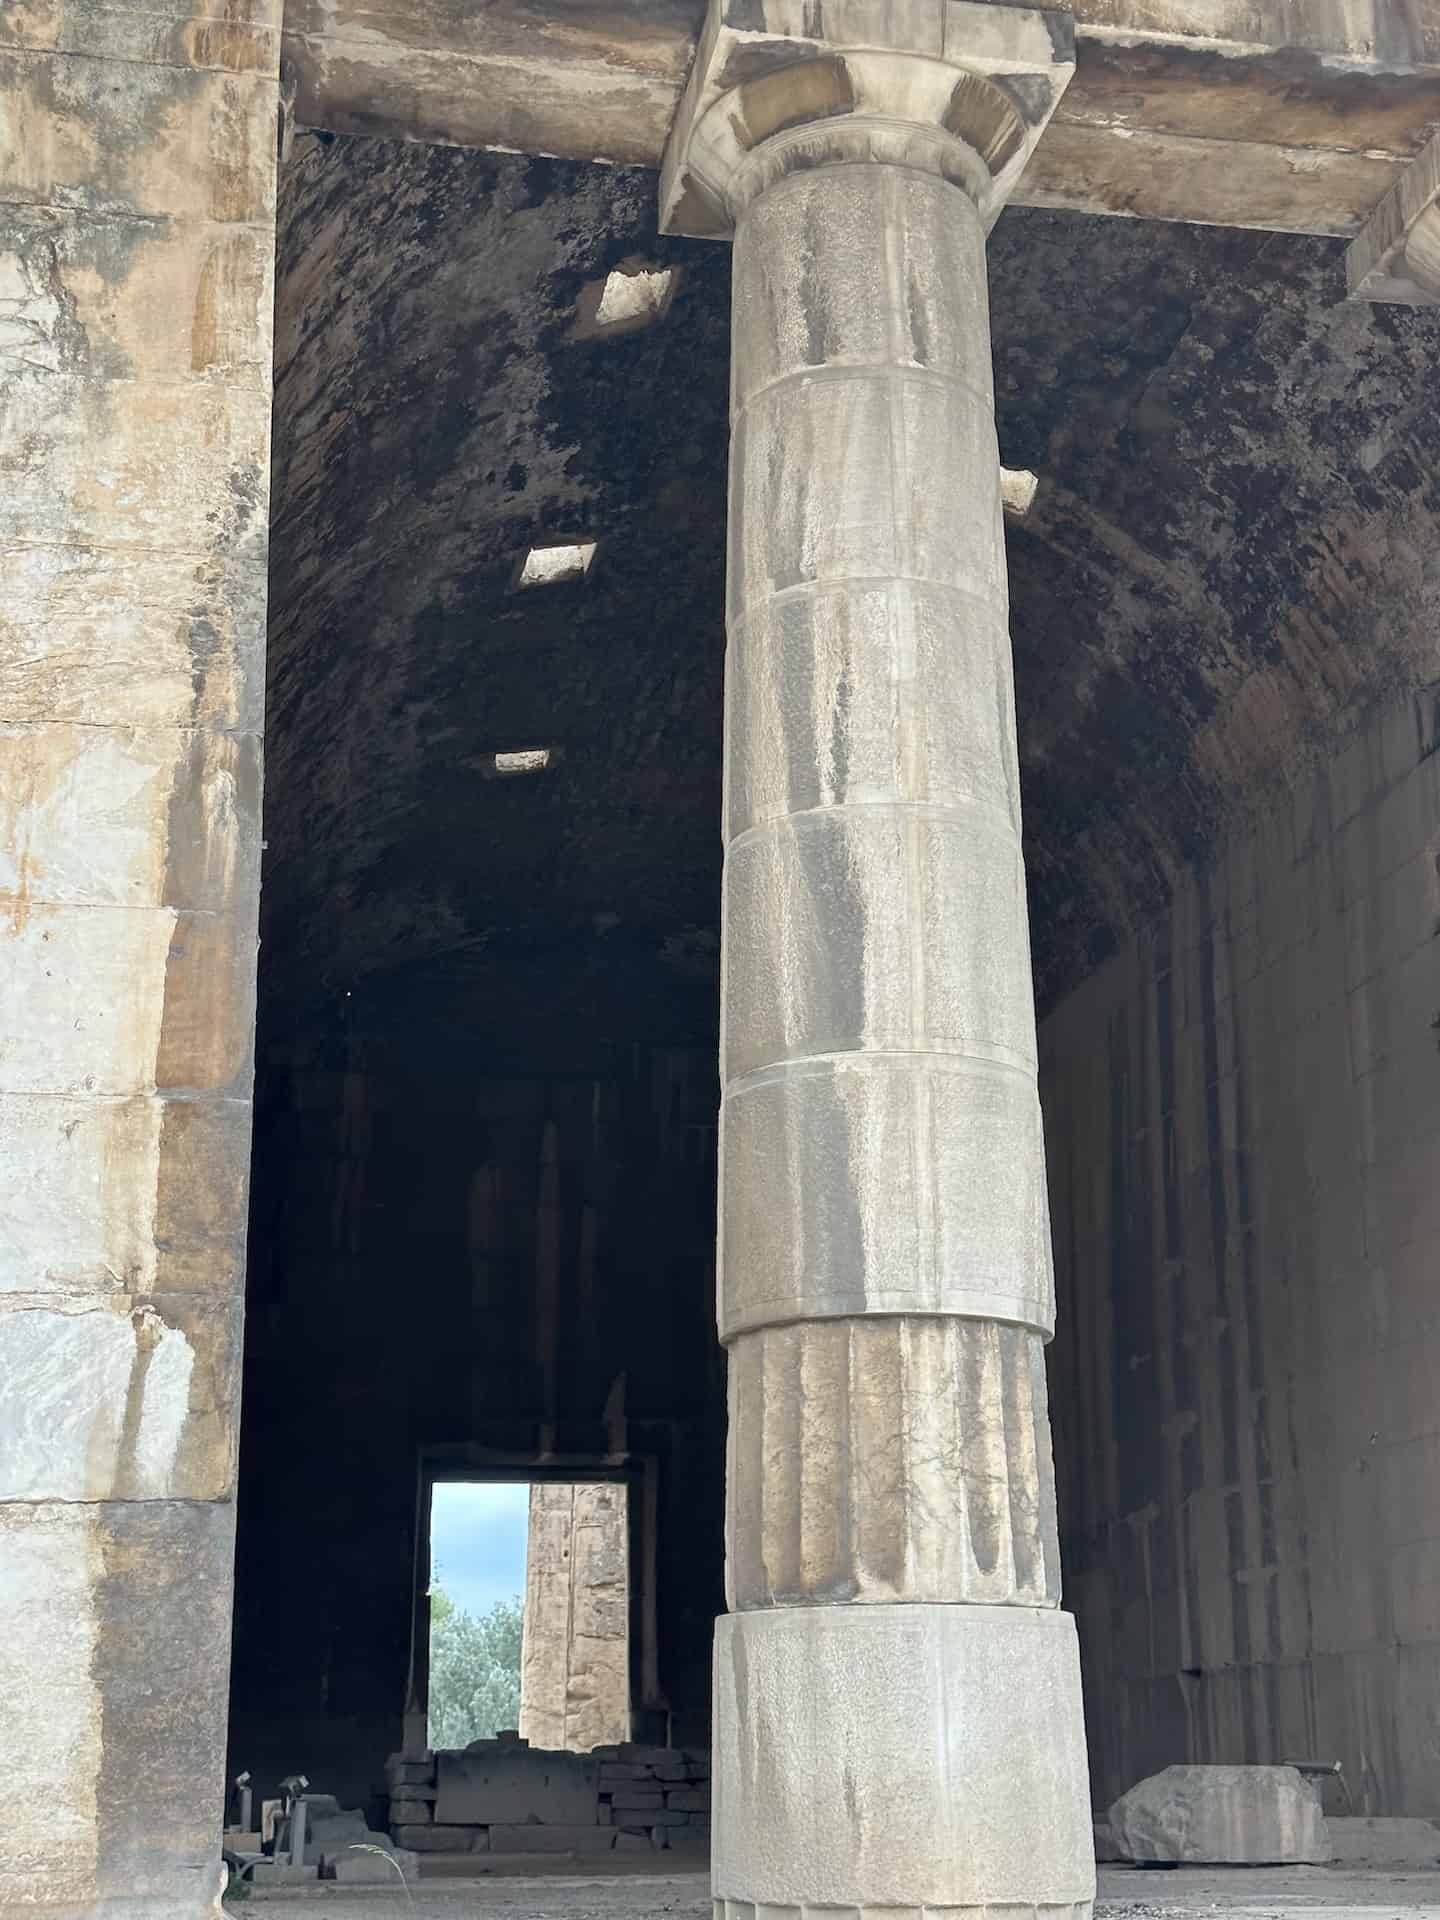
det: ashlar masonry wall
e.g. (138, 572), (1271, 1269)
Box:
(1043, 685), (1440, 1816)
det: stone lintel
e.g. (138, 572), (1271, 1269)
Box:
(659, 0), (1076, 238)
(283, 1), (1440, 238)
(1347, 126), (1440, 304)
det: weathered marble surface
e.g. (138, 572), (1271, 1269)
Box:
(0, 0), (276, 1909)
(520, 1482), (631, 1753)
(712, 1606), (1093, 1909)
(1110, 1766), (1330, 1865)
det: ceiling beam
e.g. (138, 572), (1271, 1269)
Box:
(281, 0), (1440, 236)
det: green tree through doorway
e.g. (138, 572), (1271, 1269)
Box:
(428, 1588), (523, 1749)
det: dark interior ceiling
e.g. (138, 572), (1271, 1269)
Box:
(261, 131), (1440, 1065)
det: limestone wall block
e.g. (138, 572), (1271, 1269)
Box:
(1, 902), (256, 1096)
(1, 373), (271, 553)
(0, 202), (275, 388)
(0, 47), (277, 223)
(0, 542), (264, 732)
(394, 1825), (488, 1852)
(0, 0), (280, 70)
(0, 1294), (241, 1500)
(0, 1498), (235, 1914)
(0, 1092), (251, 1295)
(0, 723), (260, 911)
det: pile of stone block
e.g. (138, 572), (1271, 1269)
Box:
(246, 1794), (419, 1887)
(595, 1742), (710, 1852)
(387, 1734), (710, 1856)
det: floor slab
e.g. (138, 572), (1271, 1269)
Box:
(235, 1864), (1440, 1920)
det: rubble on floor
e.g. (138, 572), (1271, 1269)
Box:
(1109, 1765), (1329, 1865)
(231, 1791), (419, 1887)
(388, 1734), (710, 1855)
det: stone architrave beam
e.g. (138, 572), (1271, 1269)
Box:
(279, 0), (1440, 238)
(0, 1), (276, 1912)
(1347, 127), (1440, 303)
(661, 5), (1096, 1916)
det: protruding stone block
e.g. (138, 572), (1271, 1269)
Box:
(1347, 128), (1440, 306)
(1109, 1766), (1330, 1866)
(325, 1845), (420, 1883)
(713, 1605), (1093, 1910)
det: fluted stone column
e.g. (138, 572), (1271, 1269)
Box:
(661, 6), (1093, 1914)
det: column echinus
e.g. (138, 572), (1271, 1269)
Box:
(0, 0), (276, 1913)
(660, 6), (1094, 1917)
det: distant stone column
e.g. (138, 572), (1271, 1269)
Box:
(0, 2), (276, 1912)
(661, 6), (1094, 1915)
(520, 1484), (631, 1752)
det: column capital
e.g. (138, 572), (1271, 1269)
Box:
(659, 0), (1074, 239)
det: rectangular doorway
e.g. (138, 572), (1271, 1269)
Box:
(426, 1478), (630, 1754)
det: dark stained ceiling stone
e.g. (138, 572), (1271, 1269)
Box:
(263, 132), (1440, 1062)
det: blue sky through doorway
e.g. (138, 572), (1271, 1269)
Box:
(430, 1481), (529, 1618)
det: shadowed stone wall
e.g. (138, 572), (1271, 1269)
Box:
(228, 1031), (723, 1815)
(1044, 684), (1440, 1817)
